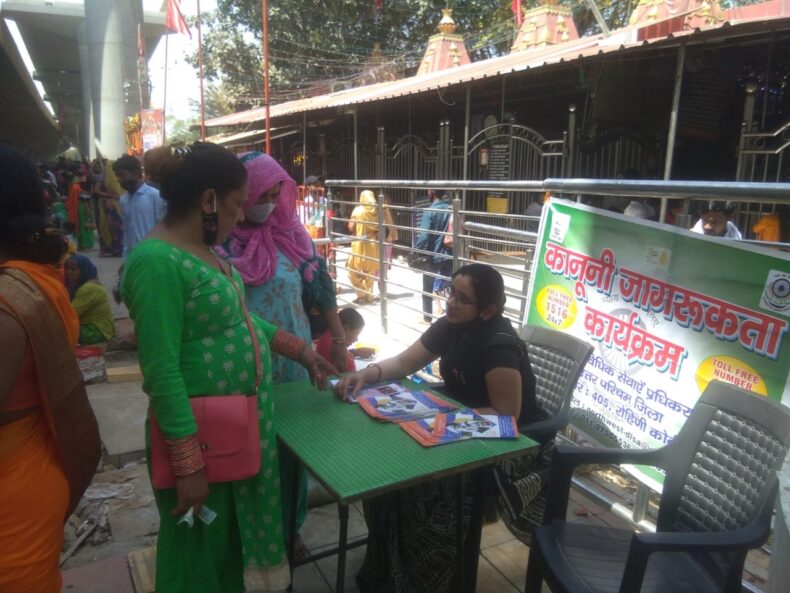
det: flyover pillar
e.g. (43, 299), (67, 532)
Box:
(76, 22), (94, 160)
(84, 0), (143, 158)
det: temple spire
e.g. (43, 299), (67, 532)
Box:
(416, 9), (471, 76)
(511, 0), (579, 53)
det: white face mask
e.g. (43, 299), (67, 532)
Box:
(245, 202), (276, 224)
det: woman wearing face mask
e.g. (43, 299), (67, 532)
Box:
(222, 152), (348, 545)
(334, 263), (537, 593)
(121, 143), (338, 593)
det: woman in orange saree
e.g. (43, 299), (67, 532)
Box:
(0, 145), (100, 593)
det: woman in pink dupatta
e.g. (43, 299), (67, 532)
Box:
(221, 152), (347, 542)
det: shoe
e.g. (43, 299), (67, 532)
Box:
(423, 315), (432, 323)
(352, 297), (366, 305)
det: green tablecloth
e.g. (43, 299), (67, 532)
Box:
(274, 379), (538, 503)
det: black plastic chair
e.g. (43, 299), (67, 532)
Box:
(518, 324), (595, 443)
(525, 381), (790, 593)
(492, 325), (594, 544)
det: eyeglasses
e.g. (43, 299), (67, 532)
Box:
(447, 286), (476, 306)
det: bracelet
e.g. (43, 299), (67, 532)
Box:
(332, 336), (348, 344)
(271, 329), (307, 360)
(368, 362), (383, 382)
(165, 434), (205, 477)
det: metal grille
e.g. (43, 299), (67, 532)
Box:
(576, 127), (661, 180)
(735, 122), (790, 237)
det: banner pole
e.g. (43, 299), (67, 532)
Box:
(262, 0), (271, 154)
(196, 0), (206, 141)
(163, 33), (169, 144)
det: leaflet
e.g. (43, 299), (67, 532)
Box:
(401, 409), (519, 447)
(357, 388), (457, 422)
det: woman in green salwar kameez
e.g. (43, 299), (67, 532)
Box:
(121, 143), (337, 593)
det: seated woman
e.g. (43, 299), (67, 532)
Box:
(64, 254), (115, 345)
(335, 263), (537, 593)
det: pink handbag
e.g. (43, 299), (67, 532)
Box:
(149, 262), (263, 489)
(150, 395), (261, 488)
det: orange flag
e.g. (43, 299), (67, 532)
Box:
(166, 0), (192, 38)
(512, 0), (523, 26)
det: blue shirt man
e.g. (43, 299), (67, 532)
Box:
(415, 191), (452, 321)
(112, 154), (166, 258)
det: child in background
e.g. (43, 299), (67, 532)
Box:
(316, 308), (366, 372)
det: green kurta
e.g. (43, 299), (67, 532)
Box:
(122, 239), (289, 593)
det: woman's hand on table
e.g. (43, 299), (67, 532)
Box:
(171, 469), (209, 517)
(299, 346), (339, 390)
(333, 370), (368, 401)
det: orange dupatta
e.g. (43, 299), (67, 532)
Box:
(0, 265), (100, 519)
(0, 261), (78, 348)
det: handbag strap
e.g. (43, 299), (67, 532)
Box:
(214, 255), (263, 390)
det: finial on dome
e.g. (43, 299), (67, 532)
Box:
(437, 8), (457, 35)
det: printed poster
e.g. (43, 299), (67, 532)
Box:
(526, 200), (790, 487)
(140, 109), (164, 152)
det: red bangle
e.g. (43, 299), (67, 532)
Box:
(165, 434), (205, 477)
(271, 329), (307, 360)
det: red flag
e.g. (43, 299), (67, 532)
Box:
(512, 0), (523, 27)
(166, 0), (192, 37)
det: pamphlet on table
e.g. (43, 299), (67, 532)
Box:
(357, 383), (457, 422)
(401, 409), (519, 447)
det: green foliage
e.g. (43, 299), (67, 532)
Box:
(166, 116), (200, 144)
(190, 0), (680, 113)
(193, 0), (520, 109)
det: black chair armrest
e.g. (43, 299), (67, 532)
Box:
(634, 522), (771, 552)
(544, 445), (666, 523)
(616, 517), (772, 593)
(520, 417), (562, 444)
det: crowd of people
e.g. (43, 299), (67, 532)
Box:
(2, 138), (776, 593)
(0, 139), (549, 593)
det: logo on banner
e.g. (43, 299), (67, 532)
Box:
(761, 269), (790, 314)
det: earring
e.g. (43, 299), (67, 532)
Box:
(202, 195), (218, 245)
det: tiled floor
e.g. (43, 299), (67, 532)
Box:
(291, 486), (616, 593)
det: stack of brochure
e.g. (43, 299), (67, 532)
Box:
(401, 409), (519, 447)
(356, 383), (457, 422)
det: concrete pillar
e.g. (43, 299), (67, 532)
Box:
(76, 22), (95, 160)
(84, 0), (143, 158)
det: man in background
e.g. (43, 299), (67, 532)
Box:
(690, 201), (742, 239)
(112, 155), (166, 258)
(415, 190), (452, 323)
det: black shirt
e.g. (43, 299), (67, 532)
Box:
(420, 315), (537, 426)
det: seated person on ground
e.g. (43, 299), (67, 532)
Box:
(64, 254), (115, 345)
(690, 200), (742, 239)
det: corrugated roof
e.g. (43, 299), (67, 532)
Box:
(205, 12), (790, 128)
(205, 126), (299, 147)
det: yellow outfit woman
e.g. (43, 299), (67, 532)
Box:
(347, 191), (380, 302)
